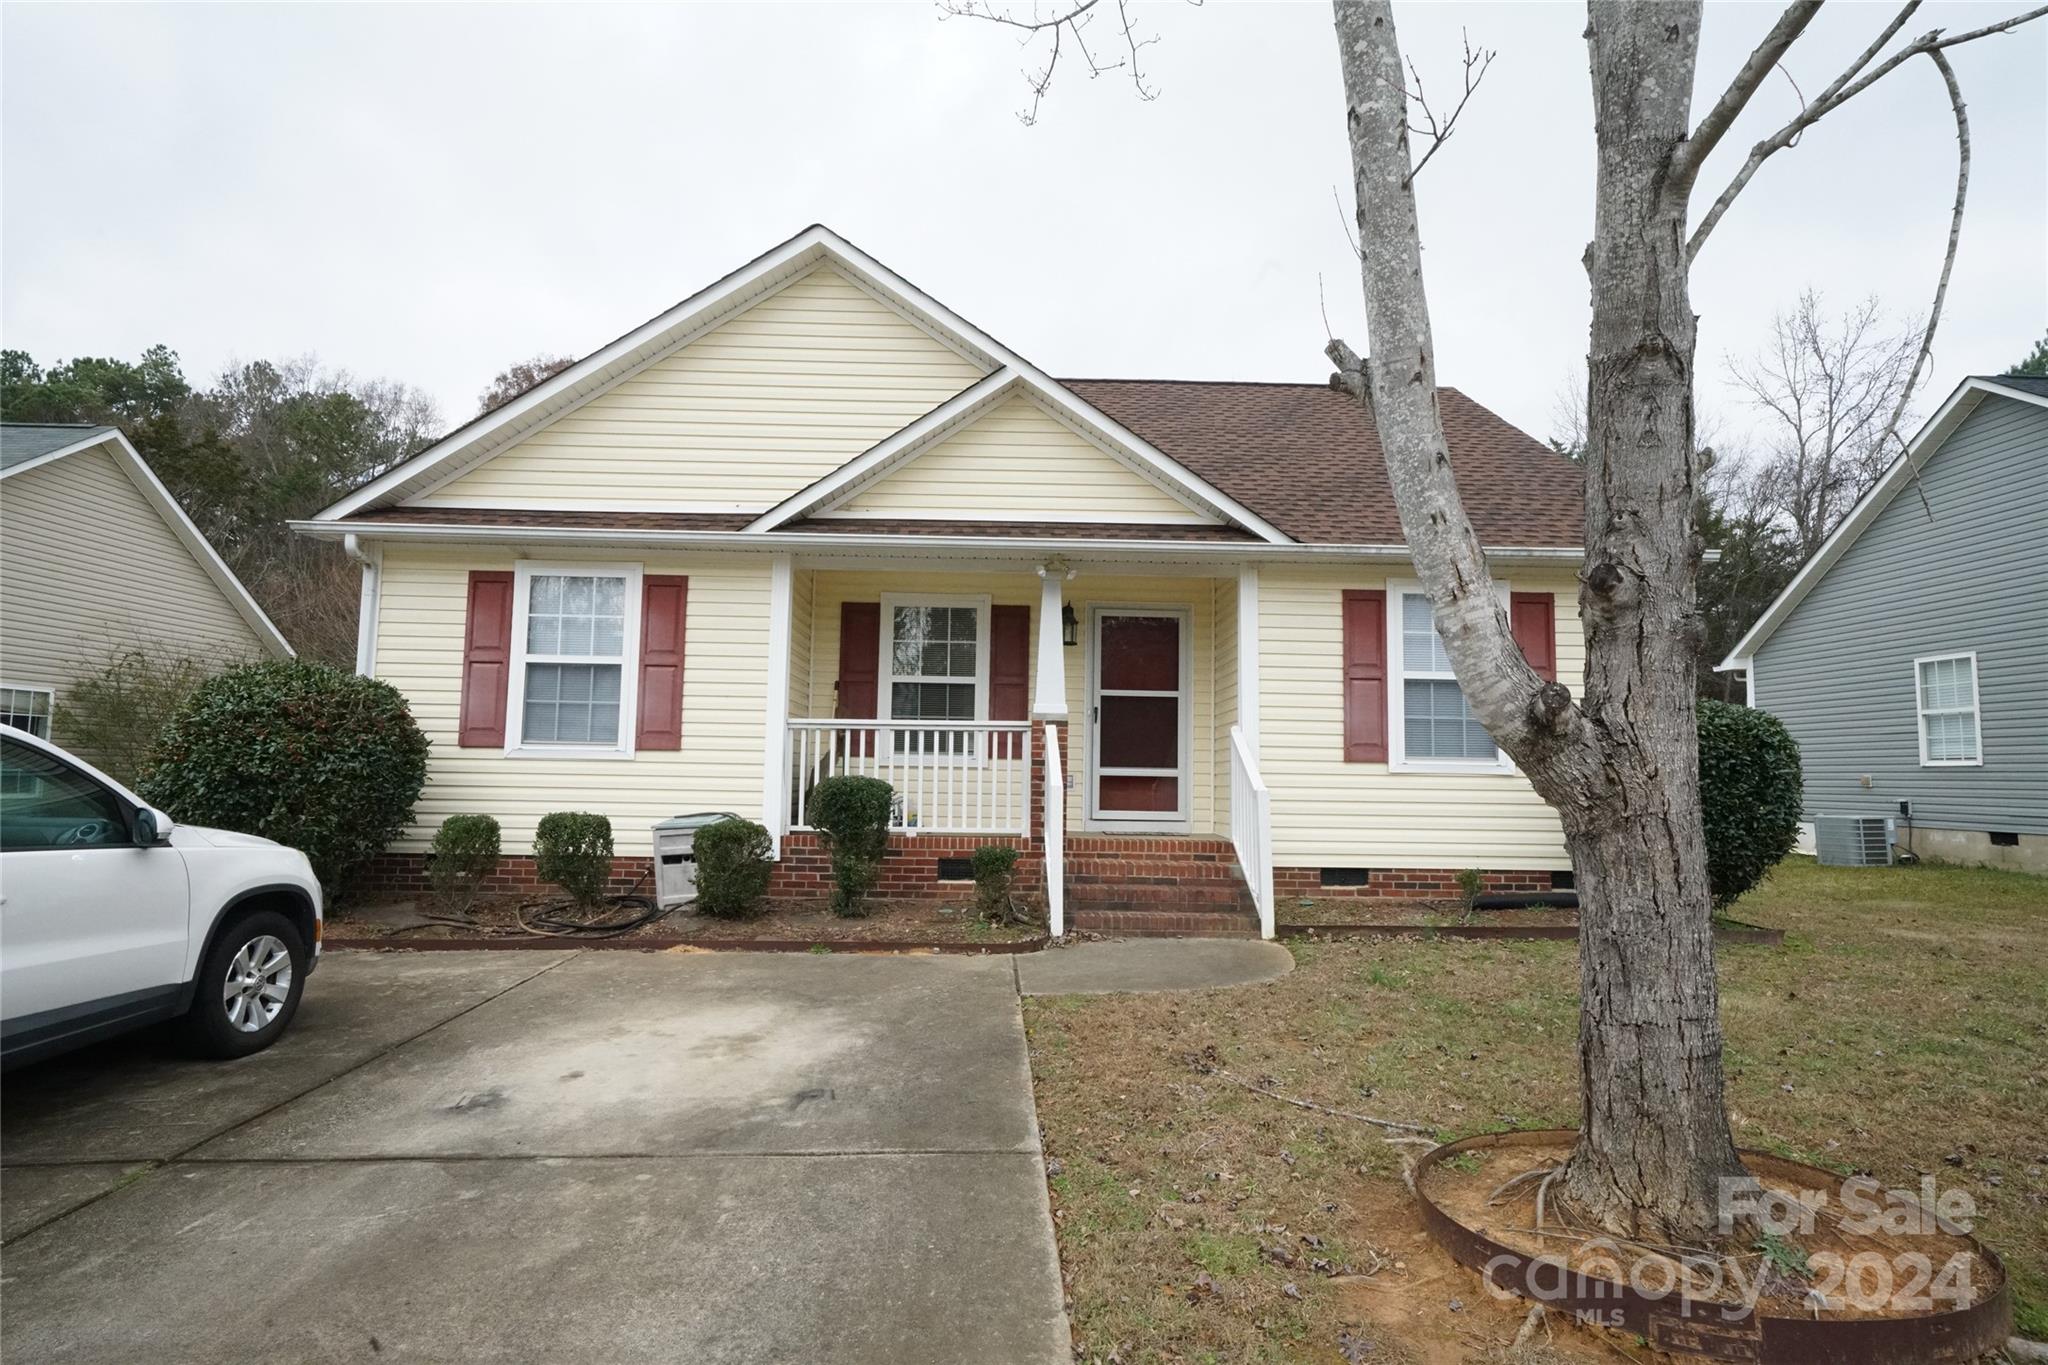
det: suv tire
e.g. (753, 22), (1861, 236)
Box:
(178, 910), (308, 1058)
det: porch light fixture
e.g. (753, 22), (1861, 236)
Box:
(1062, 603), (1079, 647)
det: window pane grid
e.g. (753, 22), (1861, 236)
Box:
(519, 571), (630, 748)
(1396, 593), (1497, 762)
(1916, 656), (1979, 762)
(0, 688), (53, 739)
(886, 602), (983, 755)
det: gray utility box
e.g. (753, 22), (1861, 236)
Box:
(652, 812), (740, 909)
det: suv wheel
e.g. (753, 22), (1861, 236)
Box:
(180, 910), (308, 1058)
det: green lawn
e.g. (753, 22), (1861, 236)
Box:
(1024, 859), (2048, 1363)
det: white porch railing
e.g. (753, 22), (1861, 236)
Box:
(1229, 724), (1275, 939)
(1043, 721), (1064, 938)
(788, 720), (1032, 835)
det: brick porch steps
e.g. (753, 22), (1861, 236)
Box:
(1063, 836), (1262, 938)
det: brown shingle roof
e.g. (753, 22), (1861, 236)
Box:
(1061, 379), (1584, 547)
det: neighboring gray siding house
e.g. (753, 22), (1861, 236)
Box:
(0, 424), (291, 745)
(1720, 375), (2047, 874)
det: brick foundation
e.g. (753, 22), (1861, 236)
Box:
(1272, 866), (1563, 900)
(352, 852), (657, 901)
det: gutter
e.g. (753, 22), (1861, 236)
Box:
(343, 533), (382, 676)
(291, 519), (1589, 566)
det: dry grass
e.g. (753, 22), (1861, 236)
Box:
(1024, 858), (2048, 1363)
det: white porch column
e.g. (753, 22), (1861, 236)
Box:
(1032, 562), (1071, 720)
(761, 554), (794, 853)
(1236, 564), (1260, 754)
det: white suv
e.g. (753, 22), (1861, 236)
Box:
(0, 724), (322, 1068)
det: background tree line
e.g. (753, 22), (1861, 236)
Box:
(1, 348), (572, 665)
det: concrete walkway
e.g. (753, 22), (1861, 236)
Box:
(1016, 937), (1295, 995)
(1, 950), (1068, 1365)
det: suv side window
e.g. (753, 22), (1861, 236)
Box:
(0, 738), (132, 852)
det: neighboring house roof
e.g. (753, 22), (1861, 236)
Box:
(0, 423), (294, 658)
(307, 224), (1583, 552)
(1718, 374), (2048, 672)
(1063, 380), (1584, 547)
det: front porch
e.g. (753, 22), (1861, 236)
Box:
(761, 558), (1275, 937)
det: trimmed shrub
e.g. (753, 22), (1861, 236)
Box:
(972, 844), (1030, 926)
(1455, 867), (1484, 913)
(140, 660), (429, 891)
(809, 775), (893, 918)
(429, 815), (501, 911)
(694, 817), (774, 920)
(51, 647), (212, 785)
(1697, 699), (1804, 909)
(535, 812), (614, 906)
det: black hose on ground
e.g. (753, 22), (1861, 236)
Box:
(513, 869), (671, 938)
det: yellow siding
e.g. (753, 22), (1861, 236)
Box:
(0, 448), (271, 702)
(414, 266), (987, 511)
(805, 570), (1224, 834)
(371, 546), (772, 855)
(1257, 566), (1583, 870)
(829, 395), (1215, 524)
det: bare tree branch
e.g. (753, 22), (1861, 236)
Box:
(940, 0), (1182, 125)
(1667, 1), (1824, 196)
(1390, 29), (1495, 188)
(1688, 2), (2046, 259)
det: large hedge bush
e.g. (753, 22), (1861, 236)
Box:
(534, 812), (614, 905)
(693, 816), (774, 920)
(430, 815), (501, 911)
(1697, 699), (1804, 908)
(808, 775), (893, 917)
(140, 660), (429, 891)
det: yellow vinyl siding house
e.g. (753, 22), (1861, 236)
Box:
(302, 226), (1587, 938)
(1, 425), (290, 754)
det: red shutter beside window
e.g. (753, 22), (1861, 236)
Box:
(458, 571), (515, 748)
(636, 575), (688, 750)
(989, 604), (1030, 758)
(1341, 589), (1388, 763)
(837, 601), (881, 756)
(1510, 592), (1557, 682)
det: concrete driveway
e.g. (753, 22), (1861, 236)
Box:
(0, 949), (1068, 1364)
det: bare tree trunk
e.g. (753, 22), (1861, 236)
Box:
(1334, 0), (1747, 1242)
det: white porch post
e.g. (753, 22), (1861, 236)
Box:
(762, 554), (794, 854)
(1236, 565), (1260, 754)
(1032, 562), (1071, 720)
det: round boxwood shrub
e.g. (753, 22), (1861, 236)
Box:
(140, 660), (429, 891)
(808, 775), (893, 918)
(1697, 699), (1804, 909)
(534, 812), (614, 906)
(694, 816), (774, 920)
(430, 814), (501, 911)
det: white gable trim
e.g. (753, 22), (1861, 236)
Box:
(1717, 376), (2048, 674)
(314, 225), (1290, 542)
(4, 430), (293, 658)
(744, 371), (1232, 530)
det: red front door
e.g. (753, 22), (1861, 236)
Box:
(1090, 610), (1186, 822)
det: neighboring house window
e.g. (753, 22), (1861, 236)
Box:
(1915, 653), (1982, 766)
(881, 596), (988, 754)
(1386, 588), (1510, 771)
(0, 685), (53, 739)
(507, 564), (641, 756)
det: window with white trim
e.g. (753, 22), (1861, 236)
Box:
(0, 686), (53, 739)
(508, 564), (640, 755)
(1916, 653), (1981, 766)
(882, 597), (987, 754)
(1388, 589), (1507, 769)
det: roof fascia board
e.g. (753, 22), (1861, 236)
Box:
(316, 227), (840, 521)
(44, 431), (295, 657)
(1716, 378), (2025, 669)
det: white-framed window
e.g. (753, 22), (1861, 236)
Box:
(505, 562), (642, 758)
(879, 593), (989, 755)
(1915, 652), (1982, 767)
(1386, 584), (1513, 773)
(0, 684), (54, 739)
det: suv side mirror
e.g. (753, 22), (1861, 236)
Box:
(131, 806), (175, 846)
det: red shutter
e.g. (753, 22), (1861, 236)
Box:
(836, 601), (881, 756)
(1341, 589), (1388, 763)
(636, 575), (688, 750)
(458, 571), (515, 748)
(1510, 592), (1557, 682)
(989, 604), (1030, 758)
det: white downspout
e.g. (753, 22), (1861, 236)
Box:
(344, 534), (381, 678)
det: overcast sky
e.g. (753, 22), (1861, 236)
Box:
(4, 2), (2043, 454)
